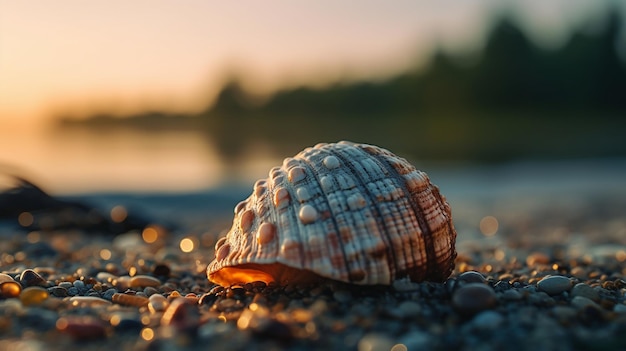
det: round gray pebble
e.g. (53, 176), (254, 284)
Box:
(58, 282), (72, 289)
(570, 296), (599, 310)
(570, 283), (599, 302)
(537, 275), (572, 295)
(452, 283), (497, 316)
(470, 310), (504, 330)
(501, 289), (523, 301)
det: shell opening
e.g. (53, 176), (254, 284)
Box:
(208, 263), (324, 287)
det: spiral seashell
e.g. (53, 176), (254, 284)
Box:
(207, 141), (457, 286)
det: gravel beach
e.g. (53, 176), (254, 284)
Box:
(1, 169), (625, 351)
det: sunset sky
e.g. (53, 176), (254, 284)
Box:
(0, 1), (620, 193)
(1, 1), (611, 128)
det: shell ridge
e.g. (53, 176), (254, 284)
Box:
(359, 147), (437, 281)
(298, 150), (353, 283)
(276, 163), (307, 271)
(330, 147), (399, 284)
(426, 185), (457, 277)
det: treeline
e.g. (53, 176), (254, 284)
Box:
(62, 10), (626, 162)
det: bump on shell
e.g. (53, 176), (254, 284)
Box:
(207, 141), (457, 286)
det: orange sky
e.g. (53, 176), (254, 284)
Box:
(0, 1), (615, 193)
(0, 1), (607, 127)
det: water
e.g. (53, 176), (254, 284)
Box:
(2, 125), (626, 218)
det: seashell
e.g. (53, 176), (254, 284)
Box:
(207, 141), (457, 286)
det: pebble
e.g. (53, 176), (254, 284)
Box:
(501, 289), (523, 301)
(457, 271), (486, 284)
(112, 293), (149, 307)
(570, 283), (600, 302)
(452, 283), (497, 316)
(0, 281), (22, 298)
(102, 288), (117, 301)
(58, 282), (73, 289)
(551, 306), (578, 323)
(537, 275), (572, 295)
(69, 296), (112, 307)
(19, 269), (47, 287)
(0, 273), (15, 283)
(19, 286), (49, 306)
(56, 316), (107, 340)
(470, 310), (504, 330)
(129, 275), (161, 288)
(161, 298), (199, 332)
(393, 301), (422, 319)
(570, 296), (599, 310)
(48, 286), (68, 297)
(148, 294), (169, 313)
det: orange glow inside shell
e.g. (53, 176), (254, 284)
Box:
(208, 263), (324, 287)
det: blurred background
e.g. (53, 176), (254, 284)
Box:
(1, 0), (625, 198)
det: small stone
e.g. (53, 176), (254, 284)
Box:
(161, 298), (199, 332)
(457, 271), (486, 284)
(551, 306), (578, 323)
(0, 273), (15, 283)
(48, 286), (68, 298)
(148, 294), (169, 313)
(470, 310), (504, 330)
(69, 296), (111, 307)
(537, 275), (572, 296)
(19, 286), (49, 306)
(56, 316), (107, 340)
(570, 283), (600, 302)
(129, 275), (161, 288)
(452, 283), (497, 316)
(112, 293), (149, 307)
(58, 282), (73, 289)
(143, 286), (159, 296)
(19, 269), (47, 287)
(0, 281), (22, 298)
(394, 301), (422, 319)
(103, 288), (117, 301)
(571, 296), (599, 310)
(501, 289), (523, 301)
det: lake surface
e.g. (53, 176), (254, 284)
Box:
(2, 125), (626, 202)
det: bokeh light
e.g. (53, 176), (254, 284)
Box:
(18, 212), (34, 227)
(142, 226), (159, 244)
(180, 237), (195, 253)
(99, 249), (112, 260)
(110, 206), (128, 223)
(141, 328), (154, 341)
(479, 215), (499, 236)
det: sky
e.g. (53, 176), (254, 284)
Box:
(0, 0), (610, 129)
(0, 0), (619, 193)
